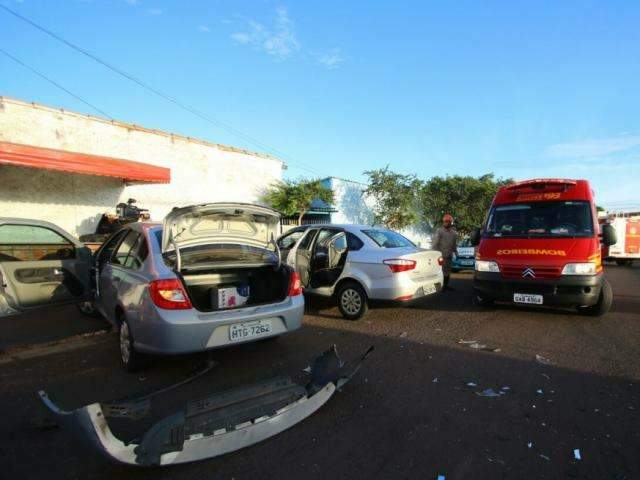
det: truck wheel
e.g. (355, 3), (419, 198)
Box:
(473, 293), (494, 308)
(579, 279), (613, 317)
(337, 282), (368, 320)
(119, 319), (147, 372)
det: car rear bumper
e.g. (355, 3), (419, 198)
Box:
(473, 272), (603, 307)
(134, 295), (304, 354)
(369, 271), (443, 301)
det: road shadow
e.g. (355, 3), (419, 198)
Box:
(0, 305), (110, 352)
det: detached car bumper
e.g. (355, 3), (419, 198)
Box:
(473, 272), (603, 307)
(134, 295), (304, 355)
(39, 345), (373, 467)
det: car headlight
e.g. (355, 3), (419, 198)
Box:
(561, 262), (597, 275)
(475, 260), (500, 272)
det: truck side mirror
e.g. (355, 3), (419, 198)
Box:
(601, 223), (617, 246)
(469, 228), (481, 246)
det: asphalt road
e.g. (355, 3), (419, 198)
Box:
(1, 264), (639, 480)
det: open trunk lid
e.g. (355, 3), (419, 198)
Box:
(162, 203), (281, 253)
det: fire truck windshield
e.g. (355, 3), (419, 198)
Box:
(485, 201), (594, 238)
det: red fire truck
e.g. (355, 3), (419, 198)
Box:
(470, 179), (617, 316)
(601, 213), (640, 266)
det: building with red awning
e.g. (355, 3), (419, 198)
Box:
(0, 97), (285, 237)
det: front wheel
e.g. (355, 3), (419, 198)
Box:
(578, 279), (613, 317)
(337, 282), (369, 320)
(119, 319), (147, 372)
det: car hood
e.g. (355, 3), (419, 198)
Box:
(162, 203), (280, 253)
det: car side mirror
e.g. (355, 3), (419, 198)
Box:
(469, 228), (481, 246)
(601, 224), (617, 246)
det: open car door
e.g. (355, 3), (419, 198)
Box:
(309, 229), (348, 289)
(0, 218), (92, 317)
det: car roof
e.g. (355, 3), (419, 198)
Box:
(287, 224), (380, 232)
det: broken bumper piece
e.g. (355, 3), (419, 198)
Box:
(38, 345), (373, 467)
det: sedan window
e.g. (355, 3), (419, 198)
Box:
(362, 229), (415, 248)
(277, 229), (305, 250)
(112, 231), (140, 266)
(0, 224), (74, 261)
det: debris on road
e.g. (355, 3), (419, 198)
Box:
(536, 389), (543, 395)
(466, 382), (477, 387)
(399, 331), (408, 338)
(38, 345), (374, 467)
(527, 442), (533, 449)
(457, 339), (501, 352)
(432, 377), (439, 383)
(541, 373), (551, 380)
(574, 449), (582, 460)
(476, 388), (505, 398)
(302, 366), (312, 374)
(535, 354), (552, 365)
(539, 454), (550, 461)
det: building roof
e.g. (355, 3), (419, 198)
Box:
(0, 96), (285, 167)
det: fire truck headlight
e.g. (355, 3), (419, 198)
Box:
(475, 260), (500, 273)
(561, 262), (597, 275)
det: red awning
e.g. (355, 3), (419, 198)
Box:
(0, 141), (170, 183)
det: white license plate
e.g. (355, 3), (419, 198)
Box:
(513, 293), (543, 305)
(460, 260), (474, 266)
(229, 320), (272, 342)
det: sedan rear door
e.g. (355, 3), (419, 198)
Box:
(0, 219), (92, 317)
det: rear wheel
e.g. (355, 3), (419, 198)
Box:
(578, 279), (613, 317)
(119, 319), (147, 372)
(337, 282), (368, 320)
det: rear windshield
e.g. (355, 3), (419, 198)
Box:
(485, 201), (594, 238)
(153, 229), (277, 268)
(362, 229), (415, 248)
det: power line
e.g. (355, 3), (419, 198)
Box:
(0, 47), (113, 119)
(0, 4), (326, 177)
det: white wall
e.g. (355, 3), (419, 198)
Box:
(0, 97), (284, 237)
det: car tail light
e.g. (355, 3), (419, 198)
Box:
(149, 279), (192, 310)
(288, 270), (303, 296)
(383, 259), (417, 273)
(437, 257), (444, 266)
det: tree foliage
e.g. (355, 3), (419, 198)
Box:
(262, 178), (334, 224)
(418, 174), (512, 235)
(363, 167), (421, 230)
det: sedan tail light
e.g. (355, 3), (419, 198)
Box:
(149, 279), (192, 310)
(287, 270), (303, 296)
(383, 258), (417, 273)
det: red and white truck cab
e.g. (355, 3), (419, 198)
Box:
(470, 179), (617, 316)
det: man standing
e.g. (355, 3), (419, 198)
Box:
(432, 213), (458, 291)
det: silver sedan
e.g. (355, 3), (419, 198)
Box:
(276, 224), (444, 319)
(0, 204), (304, 370)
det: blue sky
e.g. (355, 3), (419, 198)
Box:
(1, 0), (639, 209)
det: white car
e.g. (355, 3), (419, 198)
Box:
(277, 224), (444, 319)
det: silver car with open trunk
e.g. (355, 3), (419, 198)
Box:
(0, 204), (304, 370)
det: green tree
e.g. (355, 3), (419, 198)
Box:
(363, 166), (421, 230)
(262, 178), (334, 225)
(418, 174), (512, 235)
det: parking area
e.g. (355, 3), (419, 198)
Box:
(1, 264), (639, 480)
